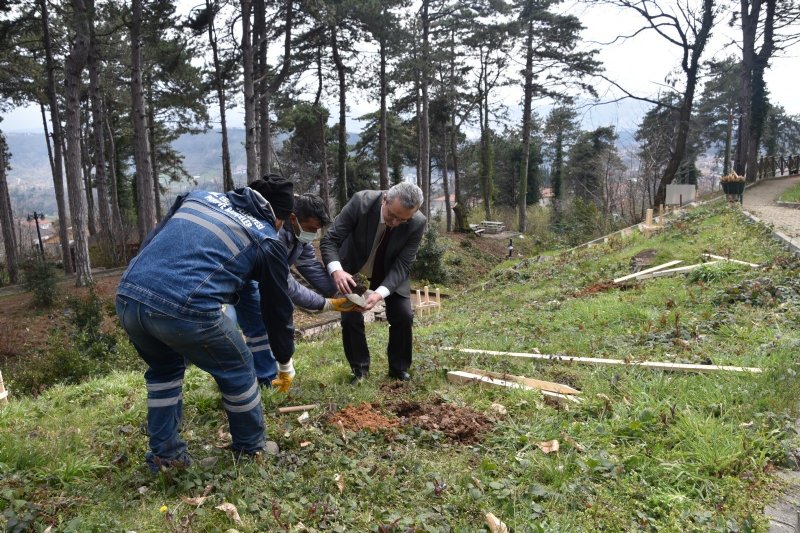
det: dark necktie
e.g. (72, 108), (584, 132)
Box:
(370, 226), (393, 290)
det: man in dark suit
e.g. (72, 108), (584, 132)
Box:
(320, 182), (426, 383)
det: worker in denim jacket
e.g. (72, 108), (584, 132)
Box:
(116, 175), (295, 473)
(228, 193), (362, 387)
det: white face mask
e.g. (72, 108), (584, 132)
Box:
(293, 217), (319, 243)
(297, 229), (319, 244)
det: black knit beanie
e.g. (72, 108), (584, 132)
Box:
(248, 174), (294, 220)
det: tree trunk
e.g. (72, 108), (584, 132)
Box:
(206, 0), (234, 191)
(420, 1), (431, 215)
(104, 109), (124, 242)
(39, 0), (73, 273)
(378, 29), (389, 190)
(315, 47), (329, 208)
(88, 24), (113, 249)
(146, 76), (162, 221)
(518, 18), (534, 232)
(442, 130), (451, 231)
(241, 0), (258, 181)
(131, 0), (157, 243)
(553, 131), (564, 199)
(40, 104), (56, 179)
(653, 0), (713, 207)
(0, 134), (18, 284)
(255, 0), (269, 175)
(80, 116), (97, 236)
(331, 24), (348, 208)
(64, 0), (93, 286)
(723, 107), (733, 176)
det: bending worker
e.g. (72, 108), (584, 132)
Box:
(116, 175), (295, 473)
(321, 182), (426, 384)
(228, 193), (362, 389)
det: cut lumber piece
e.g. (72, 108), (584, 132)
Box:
(463, 367), (580, 395)
(613, 260), (684, 284)
(442, 347), (762, 374)
(0, 370), (7, 405)
(634, 261), (719, 281)
(277, 404), (319, 414)
(701, 254), (761, 268)
(447, 371), (581, 404)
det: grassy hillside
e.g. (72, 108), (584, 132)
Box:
(2, 204), (800, 531)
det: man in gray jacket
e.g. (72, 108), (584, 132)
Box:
(321, 182), (426, 383)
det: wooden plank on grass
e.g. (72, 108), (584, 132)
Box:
(633, 261), (720, 281)
(277, 404), (319, 414)
(443, 347), (762, 374)
(701, 254), (761, 268)
(463, 367), (580, 395)
(613, 260), (683, 284)
(447, 371), (581, 404)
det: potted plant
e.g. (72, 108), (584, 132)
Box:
(720, 171), (745, 193)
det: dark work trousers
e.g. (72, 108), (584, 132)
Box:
(341, 293), (413, 376)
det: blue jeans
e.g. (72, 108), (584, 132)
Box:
(227, 286), (278, 384)
(116, 295), (266, 465)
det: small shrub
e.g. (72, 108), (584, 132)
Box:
(412, 215), (448, 284)
(22, 259), (59, 308)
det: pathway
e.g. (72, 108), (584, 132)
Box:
(742, 175), (800, 241)
(749, 176), (800, 532)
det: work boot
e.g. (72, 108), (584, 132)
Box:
(146, 451), (193, 475)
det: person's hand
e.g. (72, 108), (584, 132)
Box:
(363, 290), (383, 311)
(331, 270), (356, 295)
(271, 359), (295, 393)
(323, 297), (364, 313)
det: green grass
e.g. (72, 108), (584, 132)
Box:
(778, 182), (800, 203)
(2, 204), (800, 531)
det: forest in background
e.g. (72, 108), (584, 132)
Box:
(1, 0), (799, 288)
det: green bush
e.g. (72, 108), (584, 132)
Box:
(10, 288), (141, 395)
(22, 259), (59, 308)
(412, 215), (448, 284)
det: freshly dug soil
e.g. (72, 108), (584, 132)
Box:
(327, 402), (399, 432)
(388, 397), (493, 443)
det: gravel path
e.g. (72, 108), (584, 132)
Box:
(743, 175), (800, 238)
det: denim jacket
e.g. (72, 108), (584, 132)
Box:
(117, 188), (295, 363)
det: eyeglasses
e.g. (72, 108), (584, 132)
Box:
(383, 198), (413, 225)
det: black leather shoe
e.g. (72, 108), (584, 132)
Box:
(350, 373), (368, 385)
(388, 370), (411, 381)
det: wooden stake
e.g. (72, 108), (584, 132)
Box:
(634, 261), (719, 281)
(645, 208), (653, 226)
(463, 367), (580, 395)
(701, 254), (760, 268)
(435, 288), (440, 306)
(0, 371), (8, 405)
(447, 371), (581, 404)
(416, 289), (422, 306)
(277, 404), (319, 414)
(658, 204), (665, 218)
(613, 260), (683, 284)
(442, 347), (762, 374)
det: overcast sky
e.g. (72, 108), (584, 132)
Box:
(1, 2), (798, 136)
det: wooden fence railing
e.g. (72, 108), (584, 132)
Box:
(757, 155), (800, 180)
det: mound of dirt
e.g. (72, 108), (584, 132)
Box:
(389, 398), (493, 443)
(328, 402), (399, 432)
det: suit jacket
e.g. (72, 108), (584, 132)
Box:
(321, 190), (427, 298)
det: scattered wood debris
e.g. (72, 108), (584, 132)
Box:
(443, 347), (762, 374)
(0, 371), (8, 406)
(447, 370), (581, 404)
(701, 253), (761, 268)
(463, 367), (580, 395)
(415, 285), (441, 315)
(633, 261), (720, 281)
(277, 404), (319, 414)
(485, 512), (509, 533)
(613, 260), (683, 284)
